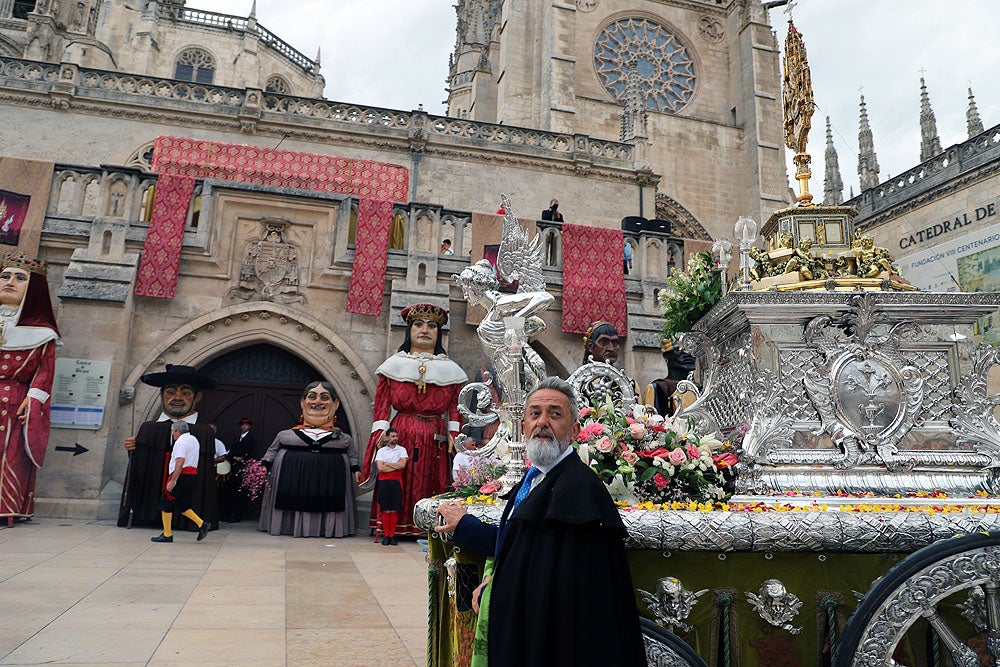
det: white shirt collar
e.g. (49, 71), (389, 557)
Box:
(157, 411), (199, 424)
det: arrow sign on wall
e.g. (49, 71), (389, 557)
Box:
(55, 444), (89, 456)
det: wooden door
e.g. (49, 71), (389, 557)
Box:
(192, 344), (353, 519)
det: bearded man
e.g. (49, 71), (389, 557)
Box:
(436, 377), (647, 667)
(118, 364), (219, 530)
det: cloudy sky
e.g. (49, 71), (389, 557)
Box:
(209, 0), (998, 200)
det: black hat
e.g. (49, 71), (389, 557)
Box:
(140, 364), (217, 390)
(239, 417), (252, 425)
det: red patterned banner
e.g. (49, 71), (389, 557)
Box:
(346, 198), (395, 316)
(151, 136), (409, 201)
(561, 223), (627, 334)
(134, 174), (196, 298)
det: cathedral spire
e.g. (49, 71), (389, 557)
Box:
(857, 94), (880, 191)
(918, 76), (943, 162)
(249, 0), (257, 19)
(967, 85), (985, 139)
(823, 116), (843, 205)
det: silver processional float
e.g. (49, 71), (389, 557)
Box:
(415, 15), (1000, 665)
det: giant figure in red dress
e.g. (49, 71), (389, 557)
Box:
(0, 251), (59, 526)
(360, 303), (467, 537)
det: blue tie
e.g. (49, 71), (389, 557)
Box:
(511, 466), (542, 512)
(495, 466), (541, 553)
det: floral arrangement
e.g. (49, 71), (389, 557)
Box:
(659, 252), (722, 341)
(446, 455), (507, 499)
(575, 397), (738, 504)
(239, 459), (269, 500)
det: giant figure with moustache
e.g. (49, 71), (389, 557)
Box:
(118, 365), (219, 530)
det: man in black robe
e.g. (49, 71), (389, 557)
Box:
(219, 417), (255, 522)
(118, 364), (219, 531)
(436, 377), (647, 667)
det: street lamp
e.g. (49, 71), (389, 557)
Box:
(734, 216), (758, 291)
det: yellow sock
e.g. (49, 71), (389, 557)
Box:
(160, 512), (173, 538)
(182, 509), (204, 527)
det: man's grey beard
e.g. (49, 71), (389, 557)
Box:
(525, 434), (571, 468)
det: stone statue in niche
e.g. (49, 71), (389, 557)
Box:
(229, 220), (304, 303)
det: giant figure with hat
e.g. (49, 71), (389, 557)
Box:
(118, 364), (220, 530)
(0, 251), (59, 526)
(359, 303), (467, 537)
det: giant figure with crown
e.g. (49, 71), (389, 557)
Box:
(359, 303), (468, 537)
(0, 251), (59, 526)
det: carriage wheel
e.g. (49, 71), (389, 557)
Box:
(641, 617), (708, 667)
(834, 531), (1000, 667)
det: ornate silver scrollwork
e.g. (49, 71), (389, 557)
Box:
(638, 576), (708, 633)
(674, 330), (721, 434)
(444, 556), (458, 601)
(738, 367), (794, 491)
(801, 293), (924, 471)
(567, 358), (636, 410)
(949, 344), (1000, 465)
(746, 579), (802, 635)
(853, 545), (1000, 665)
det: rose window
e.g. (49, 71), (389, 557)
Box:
(594, 18), (696, 114)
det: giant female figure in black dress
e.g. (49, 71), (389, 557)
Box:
(259, 381), (360, 538)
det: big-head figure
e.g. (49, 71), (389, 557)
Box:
(118, 364), (219, 530)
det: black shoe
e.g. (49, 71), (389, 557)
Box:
(150, 534), (173, 543)
(197, 523), (209, 541)
(390, 537), (398, 546)
(381, 536), (390, 545)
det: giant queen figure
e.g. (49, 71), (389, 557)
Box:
(360, 304), (467, 537)
(0, 251), (59, 526)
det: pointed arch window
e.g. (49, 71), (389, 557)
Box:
(175, 48), (215, 85)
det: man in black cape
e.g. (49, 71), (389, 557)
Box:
(118, 364), (220, 531)
(219, 417), (255, 522)
(437, 377), (647, 667)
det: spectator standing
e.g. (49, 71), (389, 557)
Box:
(435, 378), (647, 666)
(624, 241), (633, 275)
(540, 198), (564, 222)
(151, 421), (210, 543)
(440, 239), (455, 255)
(374, 428), (408, 545)
(220, 417), (255, 522)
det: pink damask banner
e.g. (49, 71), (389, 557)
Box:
(561, 223), (627, 334)
(151, 136), (409, 201)
(346, 198), (395, 316)
(134, 174), (196, 298)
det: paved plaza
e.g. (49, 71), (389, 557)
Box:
(0, 519), (429, 666)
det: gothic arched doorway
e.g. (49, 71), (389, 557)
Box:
(196, 343), (353, 461)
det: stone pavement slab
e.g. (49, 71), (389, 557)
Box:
(0, 519), (428, 666)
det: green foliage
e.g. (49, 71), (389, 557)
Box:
(658, 252), (723, 341)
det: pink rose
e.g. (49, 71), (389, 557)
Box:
(478, 480), (502, 494)
(685, 444), (701, 460)
(595, 436), (615, 453)
(579, 407), (596, 419)
(653, 472), (669, 490)
(577, 423), (606, 442)
(621, 448), (638, 465)
(628, 423), (647, 440)
(668, 448), (686, 466)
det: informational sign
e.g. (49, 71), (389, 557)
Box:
(51, 359), (112, 430)
(898, 221), (1000, 344)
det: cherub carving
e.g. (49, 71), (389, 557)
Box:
(639, 577), (709, 633)
(852, 232), (899, 278)
(782, 238), (826, 280)
(746, 579), (803, 634)
(749, 246), (776, 282)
